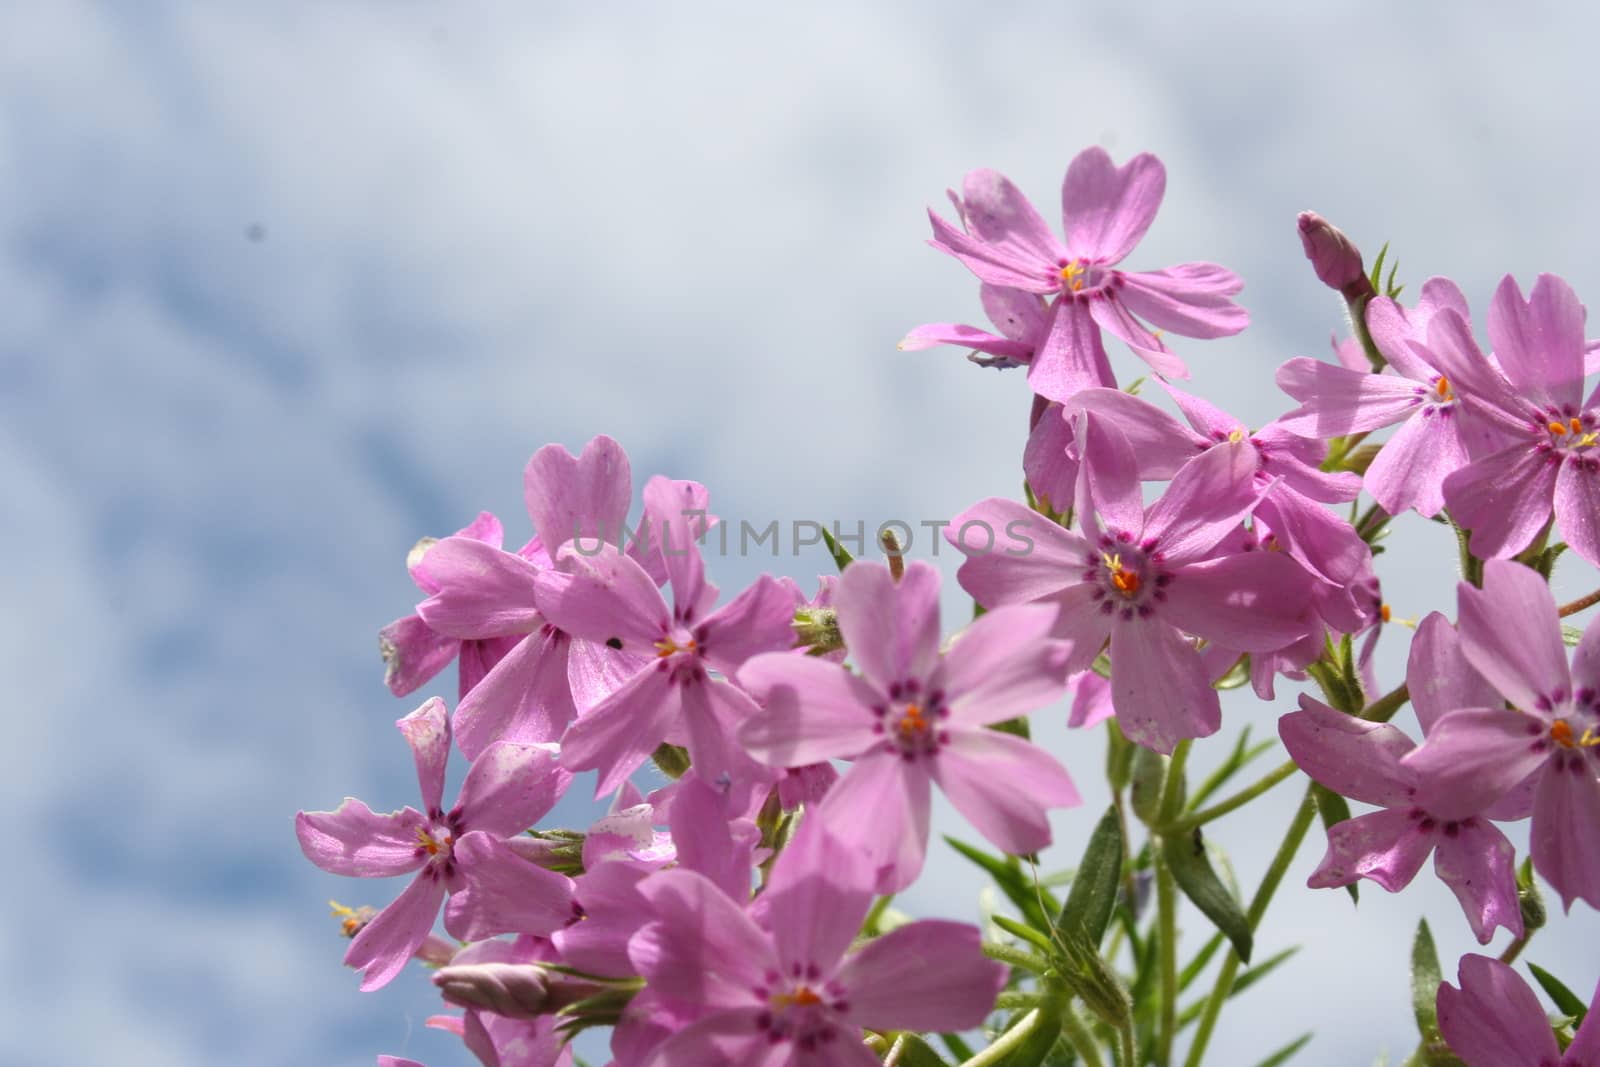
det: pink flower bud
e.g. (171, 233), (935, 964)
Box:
(1297, 211), (1372, 299)
(433, 963), (551, 1019)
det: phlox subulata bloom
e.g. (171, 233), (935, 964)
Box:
(1437, 954), (1600, 1067)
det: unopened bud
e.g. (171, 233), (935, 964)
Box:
(792, 606), (844, 656)
(435, 963), (551, 1018)
(1517, 857), (1547, 932)
(1297, 211), (1373, 300)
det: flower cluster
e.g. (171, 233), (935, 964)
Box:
(299, 148), (1600, 1065)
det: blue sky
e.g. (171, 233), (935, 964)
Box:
(5, 3), (1599, 1064)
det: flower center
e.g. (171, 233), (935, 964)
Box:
(415, 824), (454, 860)
(1539, 407), (1600, 452)
(1057, 258), (1109, 293)
(654, 636), (698, 657)
(1085, 534), (1171, 621)
(752, 968), (850, 1051)
(1550, 718), (1600, 749)
(872, 679), (949, 761)
(1433, 376), (1453, 402)
(772, 986), (823, 1009)
(1103, 552), (1142, 597)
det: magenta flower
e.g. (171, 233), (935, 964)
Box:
(737, 559), (1080, 891)
(1437, 954), (1600, 1067)
(625, 819), (1005, 1066)
(899, 283), (1051, 371)
(948, 415), (1312, 752)
(416, 436), (641, 759)
(534, 477), (799, 796)
(922, 147), (1248, 401)
(1439, 275), (1600, 565)
(1402, 560), (1600, 910)
(379, 511), (517, 699)
(295, 698), (577, 990)
(1279, 695), (1522, 943)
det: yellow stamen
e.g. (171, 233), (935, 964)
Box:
(654, 637), (695, 657)
(1101, 552), (1141, 597)
(773, 986), (823, 1009)
(1228, 427), (1246, 443)
(1059, 261), (1086, 291)
(414, 827), (450, 856)
(1579, 432), (1599, 448)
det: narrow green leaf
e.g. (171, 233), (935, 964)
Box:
(991, 716), (1032, 740)
(1369, 241), (1390, 292)
(1527, 962), (1588, 1025)
(1178, 932), (1223, 992)
(944, 837), (1054, 930)
(1312, 783), (1358, 903)
(993, 914), (1057, 956)
(1410, 920), (1444, 1049)
(1162, 828), (1252, 963)
(1187, 729), (1275, 810)
(1211, 654), (1250, 691)
(992, 1009), (1063, 1067)
(1229, 946), (1300, 999)
(895, 1034), (954, 1067)
(940, 1033), (976, 1060)
(1130, 747), (1166, 825)
(1055, 807), (1123, 949)
(1055, 929), (1134, 1032)
(819, 525), (854, 572)
(1251, 1032), (1313, 1067)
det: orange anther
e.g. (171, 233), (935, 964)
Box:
(1549, 421), (1569, 436)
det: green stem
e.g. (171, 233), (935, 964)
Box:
(1360, 682), (1411, 724)
(1060, 1005), (1108, 1067)
(1498, 930), (1532, 966)
(1183, 787), (1319, 1067)
(1156, 851), (1179, 1066)
(961, 1009), (1044, 1067)
(1117, 1020), (1136, 1067)
(982, 941), (1050, 975)
(994, 990), (1044, 1012)
(1157, 739), (1193, 826)
(1348, 291), (1385, 371)
(1168, 759), (1299, 832)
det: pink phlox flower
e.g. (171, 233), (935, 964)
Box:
(624, 818), (1006, 1067)
(424, 937), (573, 1067)
(1067, 669), (1114, 729)
(1023, 399), (1080, 516)
(534, 476), (799, 797)
(295, 698), (577, 990)
(1402, 560), (1600, 910)
(923, 147), (1247, 402)
(1438, 274), (1600, 565)
(1278, 694), (1523, 943)
(737, 558), (1081, 892)
(416, 436), (643, 759)
(1437, 953), (1600, 1067)
(380, 511), (519, 700)
(948, 413), (1313, 752)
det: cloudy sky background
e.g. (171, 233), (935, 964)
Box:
(5, 3), (1599, 1064)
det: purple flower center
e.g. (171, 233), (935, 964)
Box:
(750, 966), (850, 1051)
(1537, 405), (1599, 458)
(414, 810), (464, 879)
(1084, 533), (1172, 621)
(652, 625), (709, 685)
(871, 677), (950, 761)
(1056, 257), (1114, 294)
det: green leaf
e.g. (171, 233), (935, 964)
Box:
(1162, 828), (1252, 963)
(1055, 807), (1123, 949)
(1527, 962), (1588, 1026)
(1251, 1032), (1312, 1067)
(1312, 783), (1358, 903)
(819, 525), (854, 572)
(990, 716), (1032, 740)
(1055, 929), (1134, 1032)
(895, 1033), (955, 1067)
(993, 914), (1057, 956)
(1177, 947), (1299, 1027)
(1211, 654), (1251, 690)
(1178, 931), (1223, 992)
(1130, 747), (1167, 825)
(1410, 919), (1464, 1066)
(944, 837), (1056, 930)
(1186, 727), (1275, 810)
(939, 1034), (977, 1061)
(994, 1009), (1064, 1067)
(1369, 241), (1390, 292)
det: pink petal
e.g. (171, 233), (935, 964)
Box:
(1027, 297), (1117, 402)
(678, 676), (776, 791)
(1458, 560), (1570, 713)
(933, 728), (1080, 855)
(1432, 819), (1523, 944)
(1277, 696), (1416, 808)
(345, 873), (446, 991)
(398, 697), (452, 814)
(1364, 295), (1439, 382)
(642, 477), (715, 621)
(1408, 613), (1499, 735)
(561, 664), (680, 797)
(928, 209), (1056, 293)
(444, 831), (577, 940)
(941, 604), (1072, 725)
(1109, 618), (1219, 753)
(522, 435), (632, 557)
(763, 817), (874, 978)
(1417, 310), (1528, 434)
(453, 628), (576, 760)
(1531, 751), (1600, 911)
(1573, 612), (1600, 697)
(1306, 808), (1432, 893)
(1160, 552), (1313, 653)
(1066, 387), (1201, 479)
(1076, 409), (1145, 534)
(1486, 273), (1587, 410)
(835, 920), (1006, 1032)
(379, 614), (459, 698)
(537, 543), (670, 647)
(1140, 440), (1259, 564)
(1566, 979), (1600, 1063)
(1252, 488), (1370, 586)
(897, 321), (1032, 361)
(1115, 265), (1249, 340)
(1555, 457), (1600, 569)
(737, 653), (882, 766)
(1443, 446), (1560, 561)
(567, 637), (650, 712)
(1023, 403), (1079, 512)
(295, 800), (428, 878)
(981, 284), (1050, 343)
(1365, 406), (1469, 517)
(835, 560), (941, 692)
(456, 741), (570, 837)
(948, 498), (1092, 606)
(1273, 357), (1425, 437)
(1402, 709), (1554, 822)
(1060, 148), (1165, 264)
(816, 748), (931, 893)
(1068, 670), (1114, 729)
(1087, 293), (1190, 379)
(630, 869), (775, 1007)
(699, 575), (802, 674)
(1437, 955), (1562, 1067)
(638, 1012), (789, 1067)
(416, 539), (544, 640)
(961, 168), (1068, 268)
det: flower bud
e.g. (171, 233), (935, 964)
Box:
(434, 963), (551, 1018)
(792, 606), (843, 655)
(1297, 211), (1373, 300)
